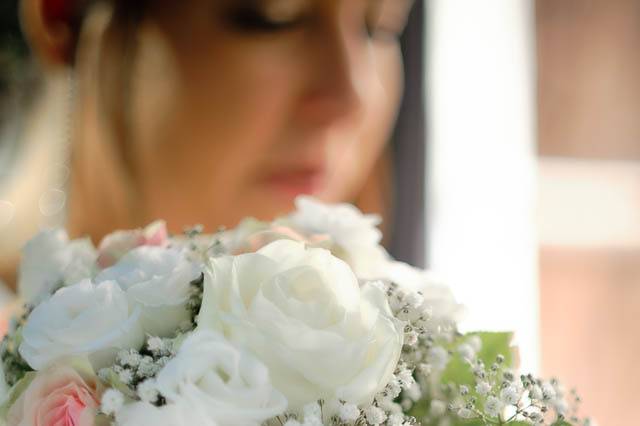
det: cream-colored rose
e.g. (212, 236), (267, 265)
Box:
(282, 196), (391, 278)
(198, 240), (403, 409)
(116, 330), (286, 426)
(19, 280), (144, 370)
(95, 246), (200, 337)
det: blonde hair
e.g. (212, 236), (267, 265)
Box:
(67, 1), (144, 239)
(0, 0), (148, 287)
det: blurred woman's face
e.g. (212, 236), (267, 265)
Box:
(124, 0), (413, 229)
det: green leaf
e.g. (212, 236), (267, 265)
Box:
(407, 398), (430, 420)
(471, 331), (515, 368)
(95, 414), (114, 426)
(0, 371), (36, 418)
(441, 331), (515, 387)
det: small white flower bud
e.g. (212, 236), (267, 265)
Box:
(475, 381), (492, 396)
(364, 406), (387, 425)
(484, 396), (503, 418)
(457, 408), (474, 419)
(458, 343), (475, 361)
(403, 291), (424, 308)
(302, 402), (322, 421)
(137, 356), (159, 377)
(500, 385), (521, 405)
(147, 336), (167, 354)
(397, 368), (415, 389)
(405, 381), (422, 401)
(137, 379), (159, 403)
(386, 379), (402, 399)
(118, 368), (133, 385)
(387, 413), (406, 426)
(404, 330), (419, 346)
(530, 384), (543, 400)
(101, 389), (124, 416)
(338, 403), (360, 423)
(378, 399), (402, 414)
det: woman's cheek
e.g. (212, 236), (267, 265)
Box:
(321, 43), (404, 202)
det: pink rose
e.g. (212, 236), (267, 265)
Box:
(230, 219), (332, 255)
(97, 220), (169, 268)
(8, 365), (101, 426)
(242, 225), (323, 253)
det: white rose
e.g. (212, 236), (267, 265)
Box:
(384, 261), (465, 329)
(284, 196), (390, 278)
(96, 246), (201, 337)
(18, 230), (97, 303)
(116, 330), (286, 426)
(198, 240), (403, 409)
(115, 400), (216, 426)
(19, 280), (144, 370)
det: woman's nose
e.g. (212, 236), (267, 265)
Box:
(297, 20), (371, 127)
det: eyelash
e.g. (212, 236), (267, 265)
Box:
(226, 7), (403, 42)
(227, 9), (303, 33)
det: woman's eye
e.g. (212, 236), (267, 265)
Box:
(224, 0), (311, 33)
(227, 8), (302, 32)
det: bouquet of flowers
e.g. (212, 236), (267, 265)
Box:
(0, 197), (592, 426)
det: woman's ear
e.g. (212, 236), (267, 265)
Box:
(20, 0), (79, 67)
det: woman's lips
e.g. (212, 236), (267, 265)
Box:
(262, 168), (326, 198)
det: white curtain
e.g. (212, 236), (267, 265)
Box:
(426, 0), (539, 372)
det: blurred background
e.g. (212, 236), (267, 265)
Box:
(1, 1), (638, 425)
(427, 1), (639, 425)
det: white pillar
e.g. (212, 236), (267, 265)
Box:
(426, 0), (539, 372)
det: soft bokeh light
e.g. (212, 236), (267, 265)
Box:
(0, 200), (14, 228)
